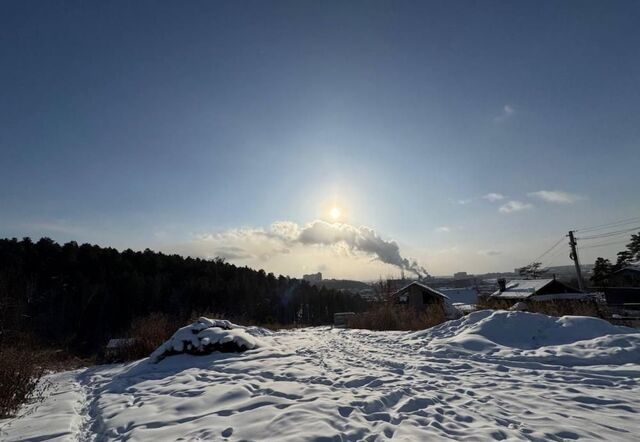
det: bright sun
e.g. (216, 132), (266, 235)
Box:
(329, 206), (342, 220)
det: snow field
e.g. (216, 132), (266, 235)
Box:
(1, 311), (639, 441)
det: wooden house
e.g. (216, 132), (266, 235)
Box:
(486, 278), (596, 315)
(393, 282), (461, 319)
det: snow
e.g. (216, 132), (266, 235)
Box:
(490, 279), (555, 299)
(106, 338), (137, 349)
(529, 293), (593, 301)
(2, 311), (639, 441)
(149, 317), (265, 363)
(438, 288), (477, 304)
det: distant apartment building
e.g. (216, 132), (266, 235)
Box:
(302, 272), (322, 283)
(453, 271), (469, 279)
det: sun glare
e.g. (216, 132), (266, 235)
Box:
(329, 206), (342, 221)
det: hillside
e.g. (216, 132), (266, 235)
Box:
(0, 238), (367, 355)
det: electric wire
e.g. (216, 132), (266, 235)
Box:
(578, 226), (640, 241)
(534, 235), (566, 262)
(574, 216), (640, 234)
(579, 239), (630, 250)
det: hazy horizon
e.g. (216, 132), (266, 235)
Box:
(2, 1), (639, 280)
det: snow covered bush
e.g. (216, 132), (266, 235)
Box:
(0, 346), (46, 418)
(149, 317), (264, 363)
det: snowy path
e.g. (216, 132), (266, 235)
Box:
(1, 312), (639, 441)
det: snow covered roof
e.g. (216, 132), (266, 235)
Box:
(613, 263), (640, 274)
(490, 278), (586, 301)
(437, 288), (477, 304)
(530, 293), (592, 302)
(393, 282), (450, 300)
(106, 338), (137, 349)
(490, 279), (555, 300)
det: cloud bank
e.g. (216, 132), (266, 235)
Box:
(197, 220), (428, 277)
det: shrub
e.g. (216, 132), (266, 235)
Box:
(104, 312), (179, 362)
(527, 299), (602, 317)
(0, 346), (47, 418)
(347, 303), (446, 331)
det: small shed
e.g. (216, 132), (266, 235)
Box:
(486, 278), (597, 315)
(609, 265), (640, 288)
(604, 287), (640, 310)
(333, 312), (355, 328)
(105, 338), (138, 361)
(393, 282), (461, 319)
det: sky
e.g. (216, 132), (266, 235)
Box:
(1, 1), (639, 280)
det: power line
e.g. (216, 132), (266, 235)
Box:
(579, 239), (630, 251)
(574, 215), (640, 234)
(541, 246), (571, 266)
(534, 235), (566, 262)
(578, 226), (640, 241)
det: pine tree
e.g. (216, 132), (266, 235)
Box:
(516, 262), (547, 279)
(590, 257), (612, 287)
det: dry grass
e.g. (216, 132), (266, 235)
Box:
(478, 297), (603, 318)
(104, 312), (179, 362)
(0, 346), (48, 418)
(347, 303), (446, 331)
(528, 300), (602, 317)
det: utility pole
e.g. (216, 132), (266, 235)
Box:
(568, 230), (585, 291)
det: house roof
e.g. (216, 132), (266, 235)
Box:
(613, 263), (640, 274)
(106, 338), (137, 349)
(393, 282), (450, 300)
(490, 278), (555, 300)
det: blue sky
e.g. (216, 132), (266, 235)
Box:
(1, 1), (639, 278)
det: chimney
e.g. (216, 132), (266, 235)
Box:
(497, 278), (507, 292)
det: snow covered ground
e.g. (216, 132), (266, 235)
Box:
(2, 311), (640, 441)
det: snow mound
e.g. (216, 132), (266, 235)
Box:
(149, 317), (264, 363)
(406, 310), (640, 365)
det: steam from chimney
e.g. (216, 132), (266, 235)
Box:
(294, 221), (428, 277)
(197, 220), (429, 278)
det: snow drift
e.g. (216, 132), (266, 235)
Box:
(149, 317), (265, 363)
(406, 310), (640, 365)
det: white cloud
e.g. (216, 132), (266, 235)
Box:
(184, 220), (428, 277)
(494, 104), (516, 123)
(527, 190), (586, 204)
(482, 193), (505, 202)
(452, 198), (473, 205)
(499, 200), (533, 213)
(435, 226), (451, 233)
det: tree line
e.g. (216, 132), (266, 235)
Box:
(0, 237), (368, 355)
(590, 232), (640, 286)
